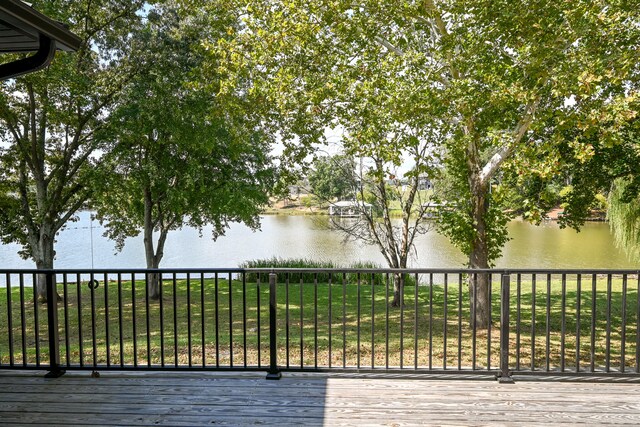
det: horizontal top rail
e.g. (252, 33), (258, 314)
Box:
(0, 267), (639, 275)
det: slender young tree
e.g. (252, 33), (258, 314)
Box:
(336, 144), (438, 307)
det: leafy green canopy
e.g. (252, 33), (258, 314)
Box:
(94, 3), (279, 255)
(208, 0), (640, 269)
(307, 154), (357, 202)
(0, 0), (145, 263)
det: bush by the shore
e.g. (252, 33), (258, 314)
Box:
(239, 257), (415, 287)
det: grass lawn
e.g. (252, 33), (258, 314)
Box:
(0, 272), (638, 372)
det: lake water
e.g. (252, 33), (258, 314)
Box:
(0, 211), (636, 270)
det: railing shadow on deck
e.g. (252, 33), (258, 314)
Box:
(1, 268), (639, 382)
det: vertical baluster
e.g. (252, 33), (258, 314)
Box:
(215, 273), (219, 368)
(443, 273), (448, 370)
(326, 274), (329, 369)
(200, 273), (205, 368)
(590, 275), (596, 372)
(266, 272), (280, 379)
(471, 273), (477, 371)
(428, 273), (433, 370)
(76, 273), (82, 368)
(561, 273), (566, 372)
(117, 273), (124, 367)
(45, 272), (63, 377)
(20, 274), (27, 366)
(131, 274), (137, 368)
(302, 275), (305, 368)
(606, 274), (612, 372)
(576, 274), (582, 373)
(145, 273), (151, 367)
(186, 273), (192, 367)
(636, 274), (640, 374)
(314, 273), (318, 369)
(256, 275), (261, 368)
(414, 273), (419, 370)
(531, 274), (536, 371)
(227, 273), (233, 368)
(357, 272), (361, 369)
(498, 272), (513, 383)
(621, 274), (627, 373)
(158, 273), (165, 367)
(6, 274), (13, 366)
(242, 272), (247, 368)
(385, 273), (389, 370)
(400, 273), (404, 369)
(33, 273), (40, 367)
(285, 272), (290, 369)
(516, 274), (521, 371)
(372, 273), (376, 369)
(343, 272), (347, 369)
(0, 277), (4, 364)
(104, 273), (110, 367)
(229, 272), (234, 368)
(90, 272), (97, 368)
(545, 273), (551, 372)
(458, 274), (462, 371)
(172, 273), (178, 367)
(487, 273), (492, 370)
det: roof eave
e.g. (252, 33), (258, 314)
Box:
(0, 0), (81, 52)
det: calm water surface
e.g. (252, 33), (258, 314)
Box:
(0, 212), (636, 270)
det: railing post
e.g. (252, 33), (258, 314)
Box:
(45, 271), (65, 378)
(266, 272), (281, 380)
(497, 272), (514, 383)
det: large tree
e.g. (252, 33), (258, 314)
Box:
(425, 1), (638, 327)
(94, 3), (279, 299)
(213, 0), (639, 326)
(0, 0), (144, 300)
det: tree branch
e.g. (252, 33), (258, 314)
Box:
(374, 35), (404, 56)
(479, 96), (541, 185)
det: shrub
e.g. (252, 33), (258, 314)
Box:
(240, 258), (415, 287)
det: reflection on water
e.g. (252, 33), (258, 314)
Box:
(0, 212), (636, 270)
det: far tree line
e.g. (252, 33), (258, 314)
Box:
(0, 1), (638, 330)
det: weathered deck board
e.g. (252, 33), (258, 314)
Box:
(1, 371), (640, 426)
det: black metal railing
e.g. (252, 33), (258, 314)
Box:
(0, 268), (639, 381)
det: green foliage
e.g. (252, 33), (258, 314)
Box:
(239, 257), (411, 287)
(514, 112), (640, 231)
(307, 154), (357, 202)
(300, 195), (317, 209)
(437, 197), (511, 267)
(608, 179), (640, 262)
(93, 3), (279, 265)
(0, 0), (145, 280)
(592, 194), (608, 212)
(210, 0), (639, 276)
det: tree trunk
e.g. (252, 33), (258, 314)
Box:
(143, 229), (162, 300)
(34, 228), (55, 303)
(469, 189), (491, 329)
(391, 272), (405, 307)
(143, 188), (167, 300)
(147, 269), (161, 300)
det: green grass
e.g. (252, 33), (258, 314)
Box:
(0, 273), (638, 371)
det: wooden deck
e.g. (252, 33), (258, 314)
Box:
(1, 371), (640, 426)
